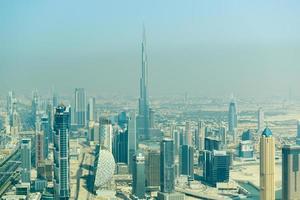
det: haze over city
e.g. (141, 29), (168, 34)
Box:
(1, 1), (300, 98)
(2, 1), (300, 200)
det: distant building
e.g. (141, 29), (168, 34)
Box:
(99, 117), (113, 152)
(21, 138), (31, 183)
(53, 105), (71, 199)
(160, 138), (175, 193)
(132, 152), (146, 199)
(204, 137), (220, 151)
(257, 107), (264, 131)
(260, 128), (275, 200)
(146, 150), (160, 190)
(113, 130), (128, 164)
(228, 99), (237, 141)
(87, 97), (96, 123)
(185, 121), (192, 146)
(282, 145), (300, 200)
(239, 140), (254, 158)
(195, 121), (204, 151)
(136, 28), (152, 140)
(179, 145), (194, 180)
(241, 129), (253, 141)
(158, 138), (185, 200)
(297, 120), (300, 145)
(228, 100), (237, 130)
(41, 115), (50, 159)
(204, 150), (230, 186)
(128, 112), (137, 173)
(74, 88), (86, 127)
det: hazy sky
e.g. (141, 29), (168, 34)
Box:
(1, 1), (300, 98)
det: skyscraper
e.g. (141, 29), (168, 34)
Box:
(132, 152), (146, 199)
(128, 112), (137, 173)
(74, 88), (86, 128)
(21, 138), (31, 183)
(53, 105), (71, 199)
(228, 99), (237, 141)
(282, 145), (300, 200)
(160, 138), (175, 193)
(31, 90), (39, 129)
(41, 115), (50, 159)
(179, 145), (194, 180)
(87, 97), (96, 122)
(195, 121), (204, 150)
(146, 150), (160, 190)
(112, 130), (128, 164)
(136, 27), (151, 140)
(258, 107), (264, 132)
(260, 128), (275, 200)
(296, 120), (300, 145)
(204, 150), (230, 186)
(184, 121), (192, 146)
(99, 117), (113, 152)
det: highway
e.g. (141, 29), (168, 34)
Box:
(0, 147), (21, 196)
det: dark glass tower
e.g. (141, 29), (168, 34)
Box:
(282, 145), (300, 200)
(53, 105), (70, 199)
(160, 138), (175, 193)
(179, 145), (194, 180)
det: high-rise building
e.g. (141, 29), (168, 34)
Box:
(53, 105), (71, 199)
(204, 150), (230, 186)
(258, 107), (264, 132)
(112, 130), (128, 164)
(21, 138), (31, 183)
(74, 88), (86, 127)
(260, 128), (275, 200)
(41, 115), (50, 159)
(46, 102), (53, 143)
(160, 138), (175, 193)
(179, 145), (194, 180)
(31, 90), (39, 129)
(146, 150), (160, 190)
(204, 137), (221, 151)
(136, 28), (151, 140)
(184, 121), (192, 146)
(195, 121), (204, 150)
(282, 145), (300, 200)
(36, 125), (45, 168)
(173, 130), (180, 157)
(132, 152), (146, 199)
(218, 126), (226, 147)
(87, 97), (96, 122)
(128, 112), (137, 173)
(296, 120), (300, 145)
(228, 99), (237, 141)
(99, 117), (113, 152)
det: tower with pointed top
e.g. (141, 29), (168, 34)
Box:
(137, 27), (152, 140)
(260, 127), (275, 200)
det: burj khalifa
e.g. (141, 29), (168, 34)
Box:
(136, 27), (152, 140)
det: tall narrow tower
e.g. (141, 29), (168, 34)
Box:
(136, 27), (151, 140)
(258, 107), (264, 132)
(260, 128), (275, 200)
(53, 105), (71, 199)
(74, 88), (86, 128)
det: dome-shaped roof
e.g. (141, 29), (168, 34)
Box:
(262, 127), (272, 137)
